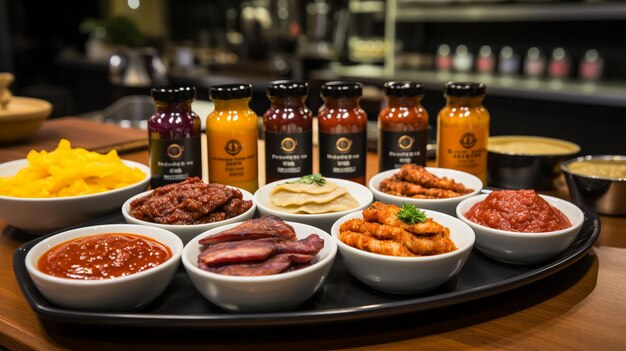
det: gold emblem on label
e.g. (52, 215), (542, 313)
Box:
(398, 135), (414, 150)
(280, 137), (297, 153)
(336, 137), (352, 153)
(167, 144), (184, 159)
(224, 139), (243, 156)
(460, 132), (477, 149)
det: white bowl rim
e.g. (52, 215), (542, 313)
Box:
(331, 209), (475, 263)
(122, 186), (257, 229)
(25, 224), (183, 286)
(254, 177), (373, 219)
(0, 159), (150, 202)
(456, 193), (585, 238)
(369, 167), (483, 204)
(182, 220), (337, 282)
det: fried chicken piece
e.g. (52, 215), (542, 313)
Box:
(340, 218), (456, 255)
(362, 202), (449, 237)
(380, 176), (466, 199)
(396, 164), (473, 194)
(339, 231), (416, 257)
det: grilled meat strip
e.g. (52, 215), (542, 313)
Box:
(199, 215), (296, 246)
(203, 253), (315, 276)
(198, 234), (324, 266)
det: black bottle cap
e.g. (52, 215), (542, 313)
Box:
(444, 82), (486, 97)
(151, 86), (196, 102)
(321, 81), (363, 98)
(267, 80), (308, 97)
(384, 81), (424, 97)
(209, 83), (252, 100)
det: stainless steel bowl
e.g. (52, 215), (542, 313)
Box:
(561, 155), (626, 216)
(487, 136), (580, 190)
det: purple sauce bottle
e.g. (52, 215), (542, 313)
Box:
(149, 86), (202, 187)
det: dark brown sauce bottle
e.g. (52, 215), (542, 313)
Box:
(318, 81), (368, 185)
(263, 81), (313, 184)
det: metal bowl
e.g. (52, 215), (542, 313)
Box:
(561, 155), (626, 216)
(487, 136), (580, 190)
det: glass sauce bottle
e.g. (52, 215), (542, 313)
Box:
(318, 81), (368, 185)
(378, 81), (429, 171)
(148, 86), (202, 188)
(206, 84), (258, 192)
(263, 81), (313, 184)
(437, 82), (490, 184)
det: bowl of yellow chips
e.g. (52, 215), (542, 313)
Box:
(0, 139), (150, 233)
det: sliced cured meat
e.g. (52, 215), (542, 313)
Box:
(203, 253), (315, 276)
(199, 215), (296, 246)
(129, 177), (252, 224)
(198, 234), (324, 266)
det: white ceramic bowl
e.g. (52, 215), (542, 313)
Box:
(122, 187), (256, 245)
(0, 159), (150, 233)
(182, 221), (337, 312)
(369, 167), (483, 216)
(25, 224), (183, 311)
(254, 177), (373, 233)
(331, 209), (475, 294)
(456, 193), (584, 265)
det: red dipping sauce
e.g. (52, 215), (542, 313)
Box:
(465, 190), (571, 233)
(38, 233), (172, 280)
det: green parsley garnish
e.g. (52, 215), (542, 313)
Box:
(396, 203), (427, 225)
(286, 173), (326, 186)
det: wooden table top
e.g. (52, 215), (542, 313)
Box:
(1, 119), (626, 351)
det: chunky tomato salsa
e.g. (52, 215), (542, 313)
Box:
(38, 233), (172, 280)
(465, 190), (571, 233)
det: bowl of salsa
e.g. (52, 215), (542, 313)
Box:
(25, 224), (183, 311)
(456, 190), (584, 264)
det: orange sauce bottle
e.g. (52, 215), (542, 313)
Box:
(318, 81), (368, 185)
(436, 82), (490, 184)
(206, 84), (258, 192)
(378, 81), (429, 171)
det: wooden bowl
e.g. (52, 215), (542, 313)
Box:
(0, 97), (52, 143)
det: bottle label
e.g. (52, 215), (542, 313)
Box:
(150, 135), (202, 187)
(265, 130), (312, 180)
(379, 129), (428, 171)
(319, 131), (366, 179)
(438, 126), (488, 179)
(207, 132), (258, 184)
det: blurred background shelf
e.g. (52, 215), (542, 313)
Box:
(393, 1), (626, 22)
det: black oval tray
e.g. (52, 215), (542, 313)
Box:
(13, 209), (600, 327)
